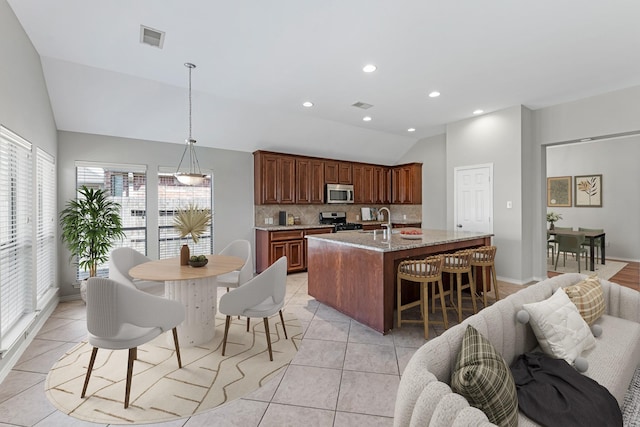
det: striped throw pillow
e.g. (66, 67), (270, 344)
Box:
(564, 274), (605, 325)
(451, 325), (519, 427)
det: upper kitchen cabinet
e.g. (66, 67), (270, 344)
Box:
(254, 151), (296, 204)
(373, 165), (391, 204)
(353, 163), (375, 204)
(391, 163), (422, 204)
(325, 160), (352, 184)
(296, 157), (325, 204)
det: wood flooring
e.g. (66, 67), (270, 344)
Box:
(548, 259), (639, 292)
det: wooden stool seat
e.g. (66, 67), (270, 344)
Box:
(470, 245), (500, 308)
(442, 250), (477, 322)
(396, 255), (448, 339)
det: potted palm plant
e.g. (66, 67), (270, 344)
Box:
(60, 185), (126, 300)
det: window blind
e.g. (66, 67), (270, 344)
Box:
(36, 149), (55, 299)
(157, 169), (213, 259)
(0, 126), (33, 336)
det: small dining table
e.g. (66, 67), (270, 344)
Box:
(548, 229), (606, 272)
(129, 254), (244, 347)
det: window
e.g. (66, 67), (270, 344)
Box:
(36, 149), (56, 299)
(75, 162), (147, 279)
(0, 127), (32, 337)
(158, 170), (213, 259)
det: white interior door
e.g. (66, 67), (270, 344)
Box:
(454, 164), (493, 233)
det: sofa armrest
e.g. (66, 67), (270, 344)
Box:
(600, 278), (640, 323)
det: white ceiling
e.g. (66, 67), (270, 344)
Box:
(8, 1), (640, 165)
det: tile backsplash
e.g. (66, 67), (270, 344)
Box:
(255, 204), (421, 226)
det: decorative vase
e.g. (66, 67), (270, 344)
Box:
(549, 222), (555, 230)
(180, 244), (190, 265)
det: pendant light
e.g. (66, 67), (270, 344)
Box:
(175, 62), (206, 186)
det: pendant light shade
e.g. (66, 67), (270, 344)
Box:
(175, 62), (206, 186)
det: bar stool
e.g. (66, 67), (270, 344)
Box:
(396, 255), (448, 339)
(470, 246), (500, 308)
(442, 250), (477, 322)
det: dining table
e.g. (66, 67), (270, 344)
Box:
(548, 229), (606, 272)
(129, 254), (244, 347)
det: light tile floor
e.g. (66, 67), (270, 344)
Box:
(0, 273), (525, 427)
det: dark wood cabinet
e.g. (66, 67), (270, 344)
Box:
(254, 151), (296, 205)
(296, 158), (325, 204)
(392, 222), (422, 228)
(256, 227), (332, 273)
(325, 160), (352, 184)
(353, 163), (374, 204)
(373, 165), (391, 204)
(391, 163), (422, 204)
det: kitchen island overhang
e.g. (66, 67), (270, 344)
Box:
(306, 229), (493, 334)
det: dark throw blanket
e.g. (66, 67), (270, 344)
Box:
(510, 352), (622, 427)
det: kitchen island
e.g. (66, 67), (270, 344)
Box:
(306, 229), (493, 334)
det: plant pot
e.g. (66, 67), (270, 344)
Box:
(549, 223), (555, 231)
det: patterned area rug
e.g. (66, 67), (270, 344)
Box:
(547, 258), (627, 280)
(622, 366), (640, 426)
(45, 312), (302, 424)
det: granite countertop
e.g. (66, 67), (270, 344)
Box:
(356, 219), (422, 225)
(305, 228), (493, 252)
(254, 224), (335, 232)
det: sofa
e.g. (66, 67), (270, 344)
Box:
(394, 273), (640, 426)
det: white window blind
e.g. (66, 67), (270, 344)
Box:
(75, 162), (147, 279)
(157, 169), (213, 259)
(0, 126), (33, 337)
(36, 149), (56, 299)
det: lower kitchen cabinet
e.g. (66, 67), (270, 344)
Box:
(256, 227), (333, 273)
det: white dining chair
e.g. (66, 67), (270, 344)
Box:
(219, 256), (288, 361)
(81, 277), (185, 408)
(215, 239), (253, 291)
(109, 247), (164, 296)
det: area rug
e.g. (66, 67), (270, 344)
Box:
(622, 366), (640, 426)
(547, 258), (627, 280)
(45, 312), (302, 424)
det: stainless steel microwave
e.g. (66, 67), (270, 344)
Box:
(325, 184), (354, 204)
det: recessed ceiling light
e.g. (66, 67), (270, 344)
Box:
(428, 91), (440, 98)
(302, 101), (313, 108)
(407, 128), (416, 132)
(473, 109), (484, 115)
(363, 116), (372, 122)
(362, 64), (377, 73)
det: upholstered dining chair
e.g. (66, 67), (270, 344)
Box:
(109, 247), (164, 296)
(81, 277), (185, 408)
(219, 256), (288, 361)
(578, 227), (604, 264)
(554, 233), (588, 273)
(215, 239), (253, 291)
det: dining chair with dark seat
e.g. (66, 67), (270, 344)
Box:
(578, 227), (604, 264)
(554, 233), (588, 273)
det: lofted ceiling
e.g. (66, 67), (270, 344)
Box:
(7, 0), (640, 165)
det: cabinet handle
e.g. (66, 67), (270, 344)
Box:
(456, 224), (463, 228)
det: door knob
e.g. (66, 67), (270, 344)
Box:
(456, 224), (463, 228)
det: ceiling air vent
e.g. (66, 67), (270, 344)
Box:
(140, 25), (165, 49)
(352, 101), (373, 110)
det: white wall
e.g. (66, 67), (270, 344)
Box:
(57, 131), (255, 297)
(532, 85), (640, 278)
(546, 137), (640, 261)
(397, 134), (447, 229)
(446, 106), (526, 283)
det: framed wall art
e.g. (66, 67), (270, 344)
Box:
(574, 174), (602, 207)
(547, 176), (572, 207)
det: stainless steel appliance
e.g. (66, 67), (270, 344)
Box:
(325, 183), (354, 204)
(319, 211), (363, 232)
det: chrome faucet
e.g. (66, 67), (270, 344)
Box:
(378, 207), (392, 238)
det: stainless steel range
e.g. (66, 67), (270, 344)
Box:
(319, 211), (363, 232)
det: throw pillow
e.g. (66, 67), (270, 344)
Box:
(522, 288), (596, 364)
(450, 325), (519, 427)
(563, 274), (605, 325)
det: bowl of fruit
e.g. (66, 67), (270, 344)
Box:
(188, 254), (209, 267)
(400, 228), (423, 240)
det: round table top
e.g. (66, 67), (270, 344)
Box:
(129, 254), (245, 282)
